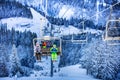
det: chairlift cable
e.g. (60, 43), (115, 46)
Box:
(78, 1), (120, 25)
(61, 0), (79, 18)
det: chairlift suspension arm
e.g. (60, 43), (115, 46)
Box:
(109, 5), (113, 21)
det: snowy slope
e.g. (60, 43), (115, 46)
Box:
(57, 65), (100, 80)
(0, 77), (99, 80)
(1, 8), (47, 37)
(0, 64), (100, 80)
(1, 7), (82, 37)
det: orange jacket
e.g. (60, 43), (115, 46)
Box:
(42, 42), (47, 46)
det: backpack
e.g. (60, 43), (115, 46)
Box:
(50, 47), (58, 53)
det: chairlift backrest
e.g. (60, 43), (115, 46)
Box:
(73, 32), (87, 40)
(61, 32), (88, 44)
(62, 35), (72, 41)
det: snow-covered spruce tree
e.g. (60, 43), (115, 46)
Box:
(0, 44), (9, 77)
(9, 44), (21, 77)
(81, 38), (120, 80)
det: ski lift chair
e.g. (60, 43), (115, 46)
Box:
(103, 19), (120, 45)
(62, 21), (88, 44)
(71, 32), (88, 44)
(62, 35), (72, 41)
(61, 32), (88, 44)
(33, 36), (62, 56)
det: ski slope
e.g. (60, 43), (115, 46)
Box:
(1, 8), (47, 37)
(0, 64), (100, 80)
(1, 7), (101, 38)
(0, 8), (82, 37)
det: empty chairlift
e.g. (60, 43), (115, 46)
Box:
(62, 32), (88, 44)
(72, 32), (88, 44)
(62, 21), (88, 44)
(103, 19), (120, 45)
(62, 35), (72, 41)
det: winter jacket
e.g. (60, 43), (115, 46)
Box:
(34, 46), (41, 53)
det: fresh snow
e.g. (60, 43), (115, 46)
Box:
(0, 64), (100, 80)
(31, 56), (60, 77)
(0, 52), (100, 80)
(60, 26), (102, 36)
(58, 65), (100, 80)
(1, 17), (33, 31)
(60, 25), (83, 35)
(85, 28), (102, 34)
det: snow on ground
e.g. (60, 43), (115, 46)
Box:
(1, 17), (33, 31)
(59, 25), (102, 36)
(0, 76), (100, 80)
(60, 25), (82, 35)
(31, 56), (60, 77)
(0, 64), (100, 80)
(85, 28), (102, 34)
(57, 65), (100, 80)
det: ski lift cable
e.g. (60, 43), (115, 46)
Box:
(104, 6), (113, 41)
(61, 2), (74, 18)
(40, 0), (47, 19)
(40, 0), (48, 37)
(40, 0), (47, 18)
(61, 1), (120, 31)
(78, 1), (120, 25)
(61, 0), (79, 18)
(61, 0), (77, 18)
(59, 1), (120, 36)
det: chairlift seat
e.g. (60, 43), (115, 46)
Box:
(33, 37), (62, 56)
(73, 33), (87, 40)
(62, 35), (72, 40)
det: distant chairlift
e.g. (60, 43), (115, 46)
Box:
(103, 19), (120, 45)
(62, 22), (88, 44)
(62, 32), (88, 44)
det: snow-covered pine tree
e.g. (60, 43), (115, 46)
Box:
(9, 44), (21, 77)
(81, 38), (120, 80)
(0, 44), (9, 77)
